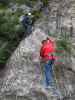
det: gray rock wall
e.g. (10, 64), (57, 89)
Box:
(0, 0), (75, 100)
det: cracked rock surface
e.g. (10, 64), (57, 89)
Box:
(0, 28), (75, 100)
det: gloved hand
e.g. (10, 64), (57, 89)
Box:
(50, 58), (55, 65)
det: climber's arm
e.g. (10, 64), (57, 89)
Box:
(55, 50), (64, 53)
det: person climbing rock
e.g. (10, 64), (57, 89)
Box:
(40, 37), (63, 98)
(40, 37), (57, 87)
(19, 12), (33, 35)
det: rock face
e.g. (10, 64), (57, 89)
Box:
(0, 27), (74, 100)
(0, 0), (75, 100)
(0, 29), (52, 100)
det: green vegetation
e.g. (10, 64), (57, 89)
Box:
(56, 38), (71, 54)
(0, 5), (25, 66)
(41, 0), (49, 7)
(0, 0), (73, 68)
(0, 0), (9, 6)
(0, 0), (43, 67)
(32, 10), (43, 23)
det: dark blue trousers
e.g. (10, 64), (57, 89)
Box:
(22, 23), (32, 34)
(27, 25), (32, 34)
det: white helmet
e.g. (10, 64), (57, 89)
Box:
(28, 12), (31, 16)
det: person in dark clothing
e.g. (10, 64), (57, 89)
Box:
(20, 13), (33, 34)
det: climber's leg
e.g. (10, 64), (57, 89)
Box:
(27, 25), (32, 34)
(45, 60), (54, 87)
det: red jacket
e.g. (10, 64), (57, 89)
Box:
(40, 40), (58, 60)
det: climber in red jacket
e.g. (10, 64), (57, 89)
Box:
(40, 37), (58, 61)
(40, 37), (58, 87)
